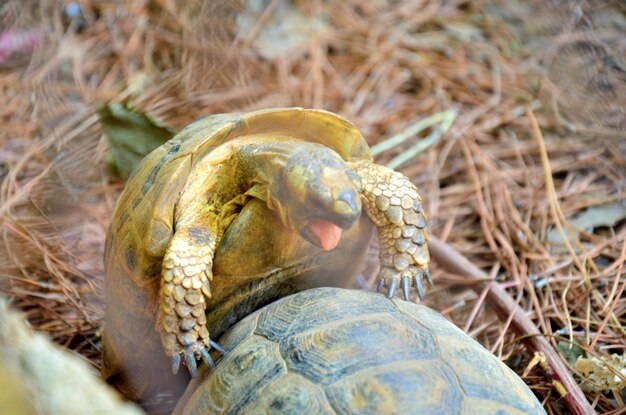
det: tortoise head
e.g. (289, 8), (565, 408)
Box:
(269, 146), (362, 251)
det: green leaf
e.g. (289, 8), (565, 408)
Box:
(556, 341), (586, 367)
(98, 103), (177, 180)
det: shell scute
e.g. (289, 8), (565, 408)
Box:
(175, 289), (546, 415)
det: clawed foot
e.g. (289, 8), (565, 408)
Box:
(376, 266), (432, 301)
(348, 160), (432, 302)
(168, 336), (226, 378)
(159, 233), (221, 378)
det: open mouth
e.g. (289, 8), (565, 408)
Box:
(307, 219), (344, 251)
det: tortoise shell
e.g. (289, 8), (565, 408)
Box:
(175, 288), (546, 415)
(102, 108), (376, 400)
(106, 108), (372, 285)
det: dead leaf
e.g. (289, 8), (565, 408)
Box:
(547, 202), (626, 254)
(98, 104), (176, 180)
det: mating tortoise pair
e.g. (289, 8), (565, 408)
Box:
(102, 108), (545, 414)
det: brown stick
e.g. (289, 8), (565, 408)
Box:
(429, 237), (594, 415)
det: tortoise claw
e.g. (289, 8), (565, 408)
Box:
(402, 276), (411, 301)
(424, 268), (433, 286)
(171, 353), (181, 375)
(170, 339), (226, 377)
(414, 273), (425, 302)
(376, 279), (384, 293)
(376, 265), (430, 302)
(386, 280), (397, 299)
(184, 346), (197, 378)
(209, 339), (226, 355)
(200, 348), (216, 370)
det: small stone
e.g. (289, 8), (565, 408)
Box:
(180, 317), (196, 331)
(383, 189), (393, 198)
(175, 303), (192, 317)
(182, 277), (192, 289)
(191, 277), (202, 289)
(387, 206), (403, 224)
(178, 331), (198, 347)
(401, 225), (415, 238)
(173, 286), (186, 302)
(375, 196), (390, 212)
(393, 255), (409, 271)
(390, 196), (401, 206)
(185, 290), (202, 305)
(401, 195), (413, 209)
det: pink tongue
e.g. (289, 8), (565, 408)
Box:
(307, 220), (343, 251)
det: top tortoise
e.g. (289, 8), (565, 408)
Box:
(102, 108), (431, 400)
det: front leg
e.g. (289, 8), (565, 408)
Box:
(158, 225), (225, 378)
(348, 161), (431, 301)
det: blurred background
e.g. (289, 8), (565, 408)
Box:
(0, 0), (624, 413)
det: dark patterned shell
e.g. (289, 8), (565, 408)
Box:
(174, 288), (546, 415)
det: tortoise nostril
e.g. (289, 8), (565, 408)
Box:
(335, 189), (359, 213)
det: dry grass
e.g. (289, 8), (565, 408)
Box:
(1, 0), (624, 413)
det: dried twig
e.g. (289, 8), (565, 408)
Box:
(429, 237), (595, 415)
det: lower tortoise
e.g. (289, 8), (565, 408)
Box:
(102, 108), (432, 400)
(174, 288), (546, 415)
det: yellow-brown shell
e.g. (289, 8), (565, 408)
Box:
(174, 288), (546, 415)
(105, 108), (372, 287)
(102, 108), (375, 400)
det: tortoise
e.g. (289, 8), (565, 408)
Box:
(102, 108), (432, 401)
(174, 288), (547, 415)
